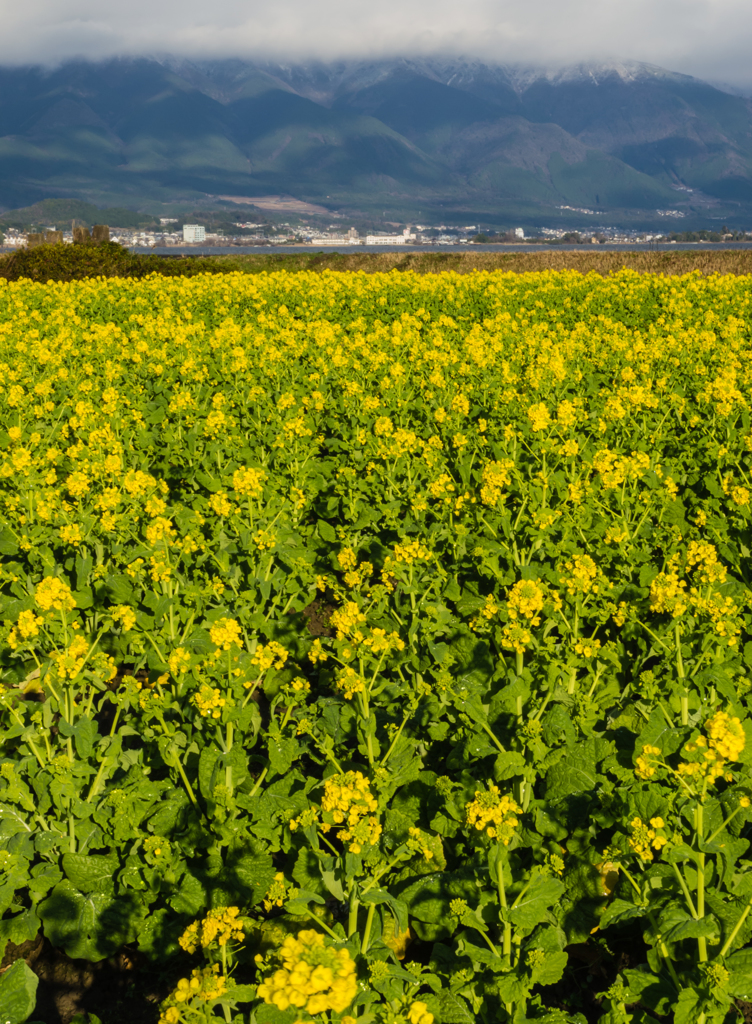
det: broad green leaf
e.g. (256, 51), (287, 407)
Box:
(234, 852), (276, 907)
(507, 874), (565, 932)
(38, 881), (142, 961)
(62, 852), (118, 894)
(600, 899), (648, 930)
(0, 959), (38, 1024)
(658, 905), (719, 944)
(545, 739), (598, 800)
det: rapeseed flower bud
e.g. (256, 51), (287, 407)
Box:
(507, 579), (545, 623)
(466, 786), (521, 843)
(179, 907), (244, 953)
(192, 683), (230, 719)
(263, 872), (299, 911)
(628, 817), (667, 860)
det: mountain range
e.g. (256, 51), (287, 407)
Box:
(1, 56), (752, 227)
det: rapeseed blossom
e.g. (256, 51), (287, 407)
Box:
(257, 929), (358, 1015)
(35, 576), (76, 613)
(179, 907), (244, 953)
(466, 786), (522, 843)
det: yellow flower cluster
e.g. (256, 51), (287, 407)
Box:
(686, 541), (727, 585)
(678, 709), (746, 784)
(250, 640), (288, 674)
(389, 538), (432, 566)
(192, 683), (229, 719)
(635, 743), (662, 780)
(329, 601), (367, 639)
(500, 622), (533, 654)
(232, 465), (265, 498)
(8, 609), (43, 649)
(480, 459), (514, 505)
(159, 965), (228, 1023)
(178, 907), (244, 954)
(334, 665), (366, 699)
(210, 617), (243, 650)
(527, 402), (550, 432)
(257, 930), (358, 1015)
(111, 605), (137, 632)
(409, 1001), (435, 1024)
(168, 647), (191, 676)
(706, 709), (746, 761)
(291, 771), (381, 854)
(506, 579), (545, 623)
(263, 872), (299, 911)
(466, 786), (522, 843)
(53, 634), (90, 679)
(35, 576), (76, 612)
(649, 569), (688, 617)
(628, 816), (667, 860)
(560, 554), (599, 597)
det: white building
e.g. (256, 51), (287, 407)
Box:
(366, 235), (407, 245)
(514, 227), (525, 238)
(183, 224), (206, 243)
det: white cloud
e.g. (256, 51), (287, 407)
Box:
(4, 0), (752, 88)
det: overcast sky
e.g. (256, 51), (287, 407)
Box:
(3, 0), (752, 89)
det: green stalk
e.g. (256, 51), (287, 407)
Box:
(225, 720), (234, 797)
(696, 802), (708, 961)
(348, 895), (359, 938)
(361, 903), (376, 954)
(85, 704), (122, 802)
(676, 622), (688, 726)
(719, 894), (752, 957)
(497, 853), (512, 962)
(671, 863), (698, 918)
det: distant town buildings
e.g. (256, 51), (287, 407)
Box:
(183, 224), (206, 242)
(160, 217), (178, 225)
(514, 227), (525, 238)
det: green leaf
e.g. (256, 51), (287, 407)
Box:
(545, 739), (598, 800)
(673, 987), (704, 1024)
(266, 725), (300, 778)
(726, 949), (752, 999)
(0, 958), (38, 1024)
(437, 991), (475, 1024)
(360, 889), (408, 934)
(0, 907), (41, 950)
(234, 852), (276, 907)
(530, 949), (568, 985)
(622, 968), (675, 1013)
(62, 853), (118, 894)
(169, 871), (207, 916)
(600, 899), (647, 930)
(658, 905), (719, 944)
(507, 874), (565, 932)
(38, 881), (142, 961)
(318, 521), (337, 543)
(456, 934), (504, 968)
